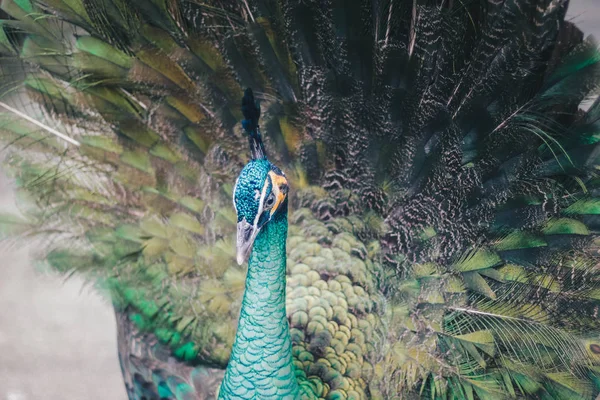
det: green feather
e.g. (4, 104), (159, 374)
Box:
(543, 218), (590, 235)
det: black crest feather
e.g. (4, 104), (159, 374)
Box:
(241, 88), (266, 160)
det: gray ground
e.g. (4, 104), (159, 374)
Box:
(0, 173), (128, 400)
(0, 2), (598, 400)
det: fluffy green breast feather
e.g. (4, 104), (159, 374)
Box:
(1, 0), (600, 399)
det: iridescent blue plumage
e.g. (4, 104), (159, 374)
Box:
(233, 159), (272, 224)
(220, 156), (303, 399)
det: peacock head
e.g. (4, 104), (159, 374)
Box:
(233, 158), (289, 265)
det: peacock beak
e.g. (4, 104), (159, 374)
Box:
(236, 218), (259, 265)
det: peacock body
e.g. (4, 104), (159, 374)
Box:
(1, 0), (600, 399)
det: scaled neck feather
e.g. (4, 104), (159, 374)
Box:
(219, 213), (300, 399)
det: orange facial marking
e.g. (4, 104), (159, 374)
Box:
(268, 171), (288, 216)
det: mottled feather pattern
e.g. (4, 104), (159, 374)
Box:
(0, 0), (600, 399)
(116, 310), (224, 399)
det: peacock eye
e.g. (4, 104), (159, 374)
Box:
(265, 193), (276, 209)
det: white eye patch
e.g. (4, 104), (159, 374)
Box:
(232, 177), (240, 213)
(253, 177), (270, 228)
(254, 189), (261, 200)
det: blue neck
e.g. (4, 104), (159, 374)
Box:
(219, 213), (299, 399)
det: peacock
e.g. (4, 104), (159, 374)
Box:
(1, 0), (600, 398)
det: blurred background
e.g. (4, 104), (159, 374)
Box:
(0, 2), (599, 399)
(0, 180), (127, 399)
